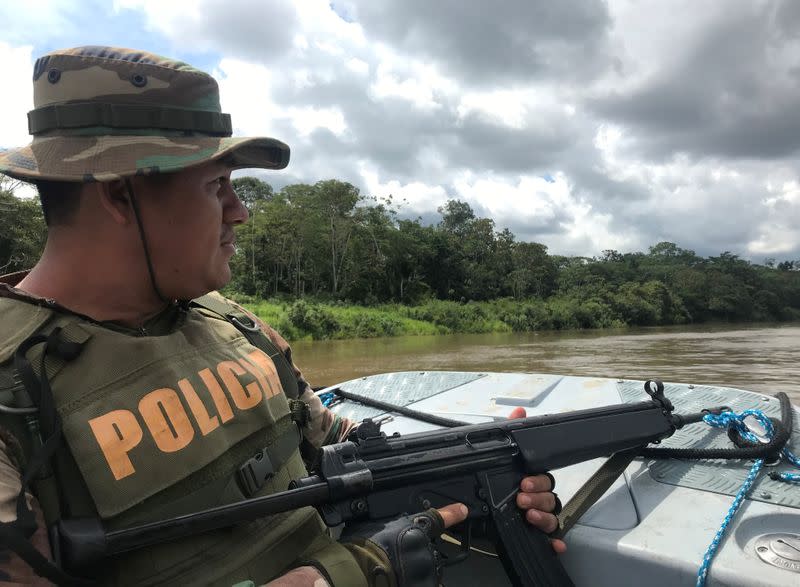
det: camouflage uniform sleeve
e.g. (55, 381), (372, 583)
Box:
(0, 429), (54, 585)
(229, 301), (357, 447)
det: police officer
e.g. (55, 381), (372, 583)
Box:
(0, 46), (564, 586)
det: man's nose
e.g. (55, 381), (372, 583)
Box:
(223, 185), (249, 225)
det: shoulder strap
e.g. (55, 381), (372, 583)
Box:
(191, 294), (301, 400)
(0, 327), (95, 586)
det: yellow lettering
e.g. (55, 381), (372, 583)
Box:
(139, 388), (195, 452)
(217, 361), (262, 410)
(88, 410), (143, 481)
(198, 368), (234, 423)
(243, 350), (282, 399)
(177, 378), (220, 436)
(238, 355), (275, 399)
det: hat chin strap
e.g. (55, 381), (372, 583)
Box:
(124, 178), (169, 304)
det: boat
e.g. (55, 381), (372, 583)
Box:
(318, 371), (800, 586)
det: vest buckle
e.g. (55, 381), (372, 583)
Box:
(228, 314), (261, 333)
(236, 449), (275, 497)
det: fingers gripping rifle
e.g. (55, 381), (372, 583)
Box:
(58, 382), (681, 586)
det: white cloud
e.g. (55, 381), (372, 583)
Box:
(368, 47), (456, 111)
(287, 106), (347, 137)
(114, 0), (206, 44)
(0, 1), (78, 45)
(456, 86), (577, 131)
(452, 172), (634, 255)
(214, 58), (282, 138)
(370, 68), (440, 111)
(0, 43), (34, 150)
(748, 178), (800, 256)
(346, 58), (369, 75)
(360, 163), (449, 212)
(216, 58), (348, 143)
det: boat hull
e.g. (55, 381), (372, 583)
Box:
(324, 371), (800, 586)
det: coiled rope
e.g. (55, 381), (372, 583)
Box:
(695, 406), (800, 587)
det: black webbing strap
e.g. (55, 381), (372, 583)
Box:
(0, 328), (95, 586)
(28, 102), (232, 136)
(191, 295), (301, 400)
(0, 523), (92, 586)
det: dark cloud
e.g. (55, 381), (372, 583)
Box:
(201, 0), (299, 61)
(146, 0), (300, 63)
(589, 1), (800, 161)
(270, 66), (577, 183)
(343, 0), (615, 85)
(445, 112), (578, 175)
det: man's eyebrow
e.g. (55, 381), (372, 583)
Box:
(208, 162), (234, 177)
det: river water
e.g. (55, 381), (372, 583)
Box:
(292, 323), (800, 404)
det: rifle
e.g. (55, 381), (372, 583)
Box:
(58, 380), (689, 586)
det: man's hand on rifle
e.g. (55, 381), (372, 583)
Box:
(338, 407), (565, 586)
(509, 406), (568, 554)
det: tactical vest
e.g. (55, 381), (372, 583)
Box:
(0, 292), (365, 586)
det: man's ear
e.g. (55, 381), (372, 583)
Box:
(96, 180), (134, 225)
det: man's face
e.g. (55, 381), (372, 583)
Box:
(136, 159), (249, 300)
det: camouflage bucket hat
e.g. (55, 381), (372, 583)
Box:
(0, 46), (289, 182)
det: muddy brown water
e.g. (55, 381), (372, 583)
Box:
(291, 323), (800, 404)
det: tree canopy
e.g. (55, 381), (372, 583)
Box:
(0, 178), (45, 274)
(2, 176), (799, 329)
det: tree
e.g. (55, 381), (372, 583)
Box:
(0, 182), (46, 273)
(311, 180), (360, 295)
(233, 177), (274, 294)
(437, 200), (475, 236)
(233, 176), (274, 208)
(509, 242), (556, 299)
(600, 249), (624, 263)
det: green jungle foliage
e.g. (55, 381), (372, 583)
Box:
(0, 178), (46, 274)
(2, 176), (799, 339)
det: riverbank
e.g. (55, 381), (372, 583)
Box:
(233, 293), (797, 342)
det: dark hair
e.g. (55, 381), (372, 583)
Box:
(36, 172), (184, 227)
(36, 180), (83, 227)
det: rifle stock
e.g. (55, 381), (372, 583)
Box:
(59, 384), (678, 586)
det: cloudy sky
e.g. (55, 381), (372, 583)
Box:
(1, 0), (799, 262)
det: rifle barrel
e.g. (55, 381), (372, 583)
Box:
(106, 481), (330, 555)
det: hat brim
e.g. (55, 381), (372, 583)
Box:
(0, 135), (289, 182)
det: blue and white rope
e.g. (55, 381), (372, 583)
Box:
(695, 409), (798, 586)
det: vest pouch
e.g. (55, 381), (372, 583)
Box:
(0, 298), (54, 365)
